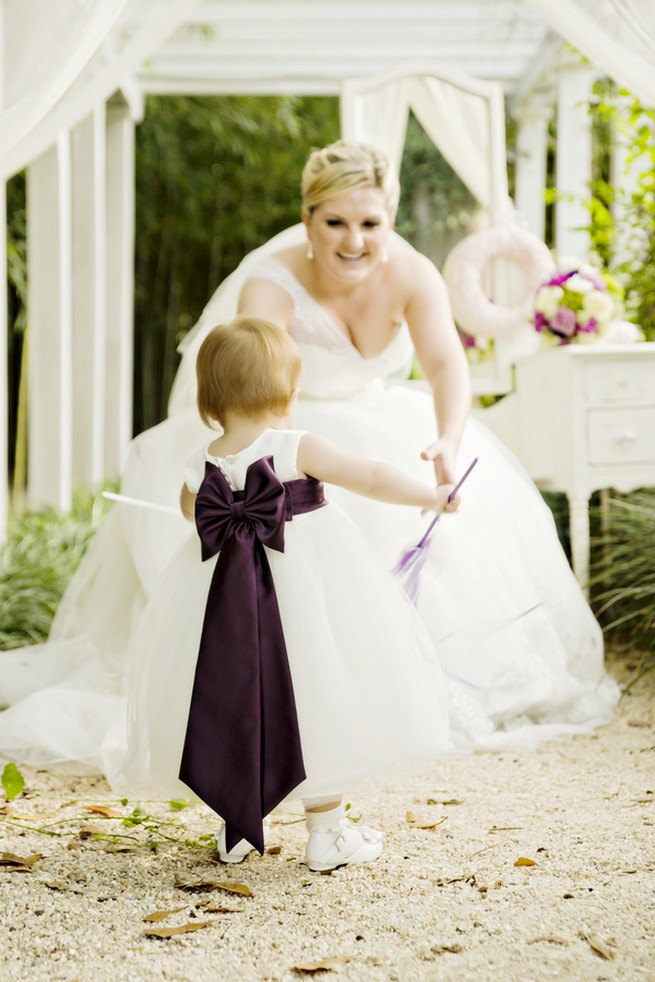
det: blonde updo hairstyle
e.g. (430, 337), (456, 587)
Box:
(301, 140), (400, 220)
(196, 317), (302, 428)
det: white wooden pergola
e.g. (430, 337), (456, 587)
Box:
(1, 0), (655, 530)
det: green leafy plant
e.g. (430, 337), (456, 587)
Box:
(0, 485), (114, 650)
(584, 83), (655, 341)
(1, 762), (25, 800)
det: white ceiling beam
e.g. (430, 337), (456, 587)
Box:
(182, 1), (545, 24)
(508, 31), (564, 113)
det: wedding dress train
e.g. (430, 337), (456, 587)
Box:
(0, 226), (619, 774)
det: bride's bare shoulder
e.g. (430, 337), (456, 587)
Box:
(389, 234), (443, 290)
(270, 242), (306, 275)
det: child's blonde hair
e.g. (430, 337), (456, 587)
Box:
(301, 140), (400, 219)
(196, 317), (302, 428)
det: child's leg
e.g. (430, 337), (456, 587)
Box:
(303, 795), (383, 872)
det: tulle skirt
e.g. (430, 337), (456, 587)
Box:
(105, 504), (450, 801)
(0, 379), (620, 774)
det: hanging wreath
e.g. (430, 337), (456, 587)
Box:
(442, 223), (556, 339)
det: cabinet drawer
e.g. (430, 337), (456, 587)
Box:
(587, 407), (655, 464)
(584, 357), (655, 404)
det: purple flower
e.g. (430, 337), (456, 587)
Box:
(549, 306), (578, 338)
(534, 312), (545, 332)
(583, 318), (598, 334)
(545, 271), (576, 289)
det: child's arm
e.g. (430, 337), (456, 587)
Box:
(180, 483), (197, 522)
(297, 434), (459, 514)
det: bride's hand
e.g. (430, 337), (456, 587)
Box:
(421, 438), (457, 487)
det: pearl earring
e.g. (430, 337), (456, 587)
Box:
(307, 242), (314, 260)
(381, 247), (389, 263)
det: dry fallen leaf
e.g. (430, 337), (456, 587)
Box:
(431, 943), (462, 955)
(0, 852), (43, 870)
(174, 874), (252, 896)
(42, 879), (85, 895)
(266, 845), (282, 855)
(143, 907), (187, 923)
(514, 857), (538, 867)
(586, 935), (615, 960)
(145, 920), (211, 939)
(405, 811), (447, 830)
(293, 956), (351, 973)
(197, 902), (244, 914)
(81, 804), (121, 818)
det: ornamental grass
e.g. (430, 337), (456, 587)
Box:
(0, 485), (113, 650)
(589, 489), (655, 688)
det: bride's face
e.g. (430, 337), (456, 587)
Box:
(304, 187), (392, 281)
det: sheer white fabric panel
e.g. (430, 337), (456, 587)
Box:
(0, 0), (201, 181)
(342, 76), (494, 209)
(407, 77), (491, 209)
(1, 0), (130, 176)
(343, 81), (412, 173)
(527, 0), (655, 105)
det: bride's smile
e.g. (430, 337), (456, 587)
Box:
(304, 186), (392, 281)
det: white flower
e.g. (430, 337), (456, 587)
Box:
(582, 290), (615, 323)
(565, 273), (595, 295)
(557, 255), (580, 273)
(602, 320), (641, 344)
(535, 285), (564, 319)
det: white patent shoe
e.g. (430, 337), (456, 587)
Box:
(305, 817), (383, 872)
(215, 818), (270, 863)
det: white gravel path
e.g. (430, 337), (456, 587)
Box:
(1, 651), (653, 982)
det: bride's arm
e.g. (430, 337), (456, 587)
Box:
(238, 277), (295, 332)
(403, 252), (472, 486)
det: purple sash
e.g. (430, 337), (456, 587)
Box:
(179, 455), (326, 854)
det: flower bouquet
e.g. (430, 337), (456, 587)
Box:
(533, 259), (631, 346)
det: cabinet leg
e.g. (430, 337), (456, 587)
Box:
(569, 495), (591, 597)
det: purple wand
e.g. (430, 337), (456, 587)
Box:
(392, 457), (479, 604)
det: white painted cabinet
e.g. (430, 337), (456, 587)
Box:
(477, 343), (655, 590)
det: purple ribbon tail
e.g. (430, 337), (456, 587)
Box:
(179, 458), (325, 855)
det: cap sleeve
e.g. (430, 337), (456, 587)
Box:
(184, 447), (208, 494)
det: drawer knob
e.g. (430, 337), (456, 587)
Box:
(615, 429), (637, 445)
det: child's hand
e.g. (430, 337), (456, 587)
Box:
(435, 483), (460, 514)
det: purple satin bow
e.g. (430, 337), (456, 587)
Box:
(179, 456), (310, 854)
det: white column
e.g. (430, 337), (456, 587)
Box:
(0, 181), (7, 536)
(0, 0), (7, 534)
(105, 93), (135, 477)
(555, 64), (596, 260)
(514, 101), (551, 241)
(57, 131), (74, 511)
(26, 138), (74, 511)
(71, 114), (97, 488)
(92, 101), (108, 483)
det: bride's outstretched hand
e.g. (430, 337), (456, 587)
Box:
(421, 438), (457, 488)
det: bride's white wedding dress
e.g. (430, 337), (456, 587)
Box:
(0, 225), (619, 775)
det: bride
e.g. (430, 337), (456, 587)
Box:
(0, 140), (618, 775)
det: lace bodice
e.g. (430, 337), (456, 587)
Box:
(247, 257), (415, 400)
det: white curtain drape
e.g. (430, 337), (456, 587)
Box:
(343, 79), (412, 172)
(342, 71), (504, 213)
(408, 77), (492, 210)
(0, 0), (202, 181)
(527, 0), (655, 105)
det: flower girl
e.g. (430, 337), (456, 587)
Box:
(117, 317), (456, 872)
